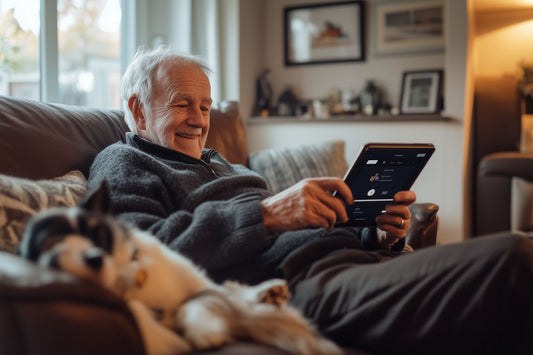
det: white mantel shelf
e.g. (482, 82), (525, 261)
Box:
(247, 114), (450, 124)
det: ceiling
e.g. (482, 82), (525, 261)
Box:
(473, 0), (533, 12)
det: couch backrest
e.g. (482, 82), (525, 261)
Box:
(0, 96), (128, 179)
(205, 101), (248, 167)
(0, 96), (247, 180)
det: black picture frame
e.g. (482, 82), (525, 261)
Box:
(284, 1), (366, 66)
(399, 70), (443, 115)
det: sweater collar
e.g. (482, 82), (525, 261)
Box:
(126, 132), (213, 163)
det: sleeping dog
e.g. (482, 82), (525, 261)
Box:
(18, 182), (342, 355)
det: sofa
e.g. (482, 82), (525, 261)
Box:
(0, 95), (439, 354)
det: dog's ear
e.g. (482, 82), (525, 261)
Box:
(80, 180), (113, 215)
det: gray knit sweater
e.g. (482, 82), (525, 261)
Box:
(88, 133), (367, 283)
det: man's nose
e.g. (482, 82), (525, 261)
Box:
(187, 106), (207, 127)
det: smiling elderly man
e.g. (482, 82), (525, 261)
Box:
(88, 46), (533, 354)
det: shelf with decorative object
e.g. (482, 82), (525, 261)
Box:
(247, 114), (450, 124)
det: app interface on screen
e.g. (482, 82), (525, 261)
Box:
(344, 147), (432, 225)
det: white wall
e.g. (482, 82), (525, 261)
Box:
(241, 0), (469, 244)
(239, 0), (265, 117)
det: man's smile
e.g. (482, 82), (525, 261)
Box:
(175, 132), (201, 139)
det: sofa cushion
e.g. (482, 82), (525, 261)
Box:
(0, 95), (128, 179)
(248, 140), (348, 194)
(0, 170), (87, 253)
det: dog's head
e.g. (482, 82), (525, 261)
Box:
(18, 182), (140, 292)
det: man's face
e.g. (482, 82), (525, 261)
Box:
(136, 61), (212, 159)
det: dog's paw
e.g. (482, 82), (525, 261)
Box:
(176, 299), (232, 351)
(255, 279), (290, 306)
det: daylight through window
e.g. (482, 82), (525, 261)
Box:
(0, 0), (122, 109)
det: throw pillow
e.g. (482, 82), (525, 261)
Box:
(248, 140), (348, 194)
(0, 170), (87, 253)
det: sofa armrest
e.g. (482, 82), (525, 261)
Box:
(478, 151), (533, 181)
(0, 252), (145, 355)
(476, 151), (533, 236)
(406, 203), (439, 249)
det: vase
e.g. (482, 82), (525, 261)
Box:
(359, 80), (381, 115)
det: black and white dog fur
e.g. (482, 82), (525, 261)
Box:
(19, 182), (342, 355)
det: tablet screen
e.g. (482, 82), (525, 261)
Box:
(338, 143), (434, 227)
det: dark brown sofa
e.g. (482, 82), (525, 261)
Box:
(0, 95), (439, 354)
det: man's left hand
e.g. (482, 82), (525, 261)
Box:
(375, 191), (416, 248)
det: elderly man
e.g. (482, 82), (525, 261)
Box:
(89, 46), (533, 353)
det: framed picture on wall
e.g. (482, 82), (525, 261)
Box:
(373, 0), (445, 56)
(399, 69), (443, 114)
(284, 1), (365, 66)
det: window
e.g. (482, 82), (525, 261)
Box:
(0, 0), (122, 109)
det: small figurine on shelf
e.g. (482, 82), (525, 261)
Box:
(359, 80), (382, 115)
(297, 100), (313, 119)
(377, 102), (393, 116)
(277, 87), (299, 116)
(327, 88), (343, 115)
(341, 89), (358, 114)
(312, 99), (329, 119)
(252, 69), (273, 117)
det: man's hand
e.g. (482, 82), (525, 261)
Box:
(261, 178), (353, 233)
(375, 191), (416, 248)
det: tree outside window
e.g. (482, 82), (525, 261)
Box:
(0, 0), (40, 100)
(0, 0), (121, 109)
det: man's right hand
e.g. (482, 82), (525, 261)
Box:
(261, 178), (353, 233)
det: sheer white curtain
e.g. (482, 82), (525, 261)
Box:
(131, 0), (239, 103)
(192, 0), (239, 104)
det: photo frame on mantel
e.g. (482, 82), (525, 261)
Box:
(373, 0), (445, 56)
(284, 1), (366, 66)
(399, 69), (443, 114)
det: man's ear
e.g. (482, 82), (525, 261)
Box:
(128, 95), (146, 131)
(80, 181), (113, 216)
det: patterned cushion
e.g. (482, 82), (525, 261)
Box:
(248, 140), (348, 194)
(0, 171), (87, 253)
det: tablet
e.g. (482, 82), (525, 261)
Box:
(335, 143), (435, 227)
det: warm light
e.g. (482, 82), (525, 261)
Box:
(474, 0), (533, 11)
(475, 13), (533, 77)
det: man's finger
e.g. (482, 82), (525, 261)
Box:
(309, 178), (354, 205)
(308, 206), (337, 230)
(314, 190), (349, 222)
(393, 191), (416, 205)
(384, 204), (411, 220)
(377, 222), (408, 240)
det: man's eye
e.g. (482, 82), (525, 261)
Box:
(201, 106), (210, 112)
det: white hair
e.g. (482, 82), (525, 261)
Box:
(120, 46), (212, 133)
